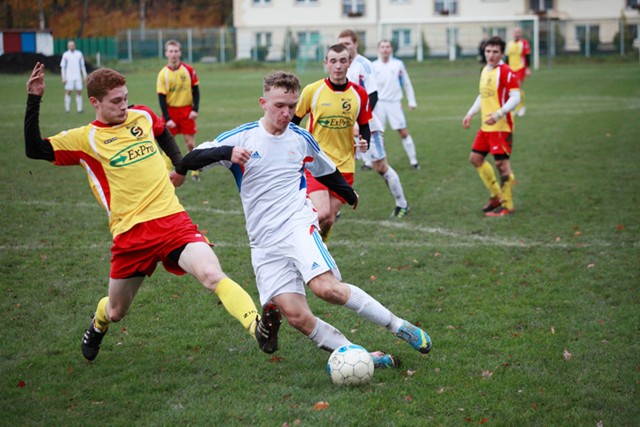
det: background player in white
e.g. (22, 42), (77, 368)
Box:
(338, 30), (411, 218)
(180, 71), (432, 365)
(372, 39), (420, 170)
(60, 40), (87, 113)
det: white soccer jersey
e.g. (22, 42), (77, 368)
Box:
(347, 54), (383, 132)
(60, 50), (87, 81)
(372, 57), (417, 107)
(195, 119), (338, 248)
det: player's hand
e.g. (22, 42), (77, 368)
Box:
(408, 104), (417, 111)
(352, 191), (359, 210)
(462, 114), (473, 129)
(169, 171), (186, 187)
(354, 136), (368, 153)
(166, 119), (177, 129)
(189, 110), (199, 120)
(525, 68), (532, 77)
(231, 147), (252, 165)
(27, 62), (46, 96)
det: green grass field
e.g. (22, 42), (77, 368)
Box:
(1, 59), (639, 425)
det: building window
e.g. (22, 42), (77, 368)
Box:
(627, 0), (640, 8)
(392, 29), (411, 49)
(343, 0), (365, 16)
(255, 32), (272, 47)
(297, 31), (322, 60)
(252, 0), (271, 4)
(530, 0), (553, 11)
(435, 0), (457, 15)
(296, 0), (318, 4)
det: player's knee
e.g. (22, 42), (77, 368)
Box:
(108, 307), (128, 323)
(199, 268), (226, 292)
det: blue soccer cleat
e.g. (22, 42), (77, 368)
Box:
(370, 351), (400, 369)
(395, 321), (432, 354)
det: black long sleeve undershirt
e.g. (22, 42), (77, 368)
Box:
(192, 86), (200, 112)
(315, 169), (358, 206)
(24, 94), (54, 161)
(180, 145), (235, 173)
(158, 94), (170, 122)
(156, 128), (185, 173)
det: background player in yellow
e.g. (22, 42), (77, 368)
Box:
(157, 39), (202, 180)
(292, 44), (371, 240)
(462, 37), (521, 217)
(505, 27), (531, 116)
(24, 63), (277, 361)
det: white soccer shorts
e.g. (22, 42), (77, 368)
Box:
(64, 79), (83, 91)
(251, 224), (342, 306)
(375, 100), (408, 130)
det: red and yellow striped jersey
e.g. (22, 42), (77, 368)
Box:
(295, 78), (371, 173)
(156, 62), (199, 107)
(47, 106), (184, 237)
(479, 63), (520, 133)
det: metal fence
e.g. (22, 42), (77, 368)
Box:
(57, 17), (640, 66)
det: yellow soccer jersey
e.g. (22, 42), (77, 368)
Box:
(479, 63), (519, 133)
(156, 62), (199, 107)
(295, 78), (371, 173)
(47, 106), (184, 237)
(506, 39), (531, 73)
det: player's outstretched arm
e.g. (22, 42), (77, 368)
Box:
(25, 63), (54, 161)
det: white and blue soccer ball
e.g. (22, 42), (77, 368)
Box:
(327, 344), (374, 385)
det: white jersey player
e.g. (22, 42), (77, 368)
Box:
(180, 71), (432, 365)
(372, 39), (420, 169)
(338, 30), (410, 218)
(60, 40), (87, 113)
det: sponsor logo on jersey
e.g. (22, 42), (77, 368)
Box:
(130, 125), (145, 139)
(341, 99), (352, 113)
(316, 116), (353, 129)
(109, 141), (157, 167)
(104, 137), (118, 144)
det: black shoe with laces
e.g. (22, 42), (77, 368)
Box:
(255, 303), (282, 354)
(81, 317), (107, 361)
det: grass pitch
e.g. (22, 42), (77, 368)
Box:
(0, 59), (638, 425)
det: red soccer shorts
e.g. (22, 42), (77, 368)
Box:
(472, 130), (513, 157)
(110, 211), (210, 279)
(305, 170), (354, 204)
(167, 105), (197, 135)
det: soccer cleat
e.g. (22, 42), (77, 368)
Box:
(390, 206), (410, 219)
(370, 351), (400, 369)
(395, 321), (432, 354)
(482, 196), (502, 213)
(361, 163), (373, 171)
(411, 162), (421, 170)
(255, 303), (282, 354)
(191, 170), (200, 182)
(485, 206), (514, 217)
(81, 317), (107, 362)
(516, 106), (526, 117)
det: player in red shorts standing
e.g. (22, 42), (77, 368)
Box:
(292, 43), (370, 240)
(462, 36), (521, 217)
(24, 63), (277, 362)
(505, 27), (531, 117)
(157, 40), (202, 181)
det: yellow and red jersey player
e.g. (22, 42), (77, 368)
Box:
(293, 43), (371, 240)
(24, 64), (264, 362)
(505, 27), (531, 116)
(157, 39), (201, 180)
(462, 36), (521, 217)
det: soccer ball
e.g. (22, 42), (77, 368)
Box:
(327, 344), (374, 385)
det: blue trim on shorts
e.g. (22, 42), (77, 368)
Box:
(311, 228), (336, 269)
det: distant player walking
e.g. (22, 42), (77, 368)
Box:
(505, 27), (531, 116)
(372, 39), (420, 170)
(60, 40), (87, 113)
(462, 36), (521, 217)
(157, 40), (201, 181)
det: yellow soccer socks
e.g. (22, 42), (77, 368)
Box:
(476, 161), (501, 199)
(500, 173), (516, 211)
(214, 277), (259, 338)
(94, 296), (110, 332)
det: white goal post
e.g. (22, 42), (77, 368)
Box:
(378, 15), (539, 70)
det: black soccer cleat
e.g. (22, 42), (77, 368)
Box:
(255, 303), (282, 354)
(81, 317), (107, 362)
